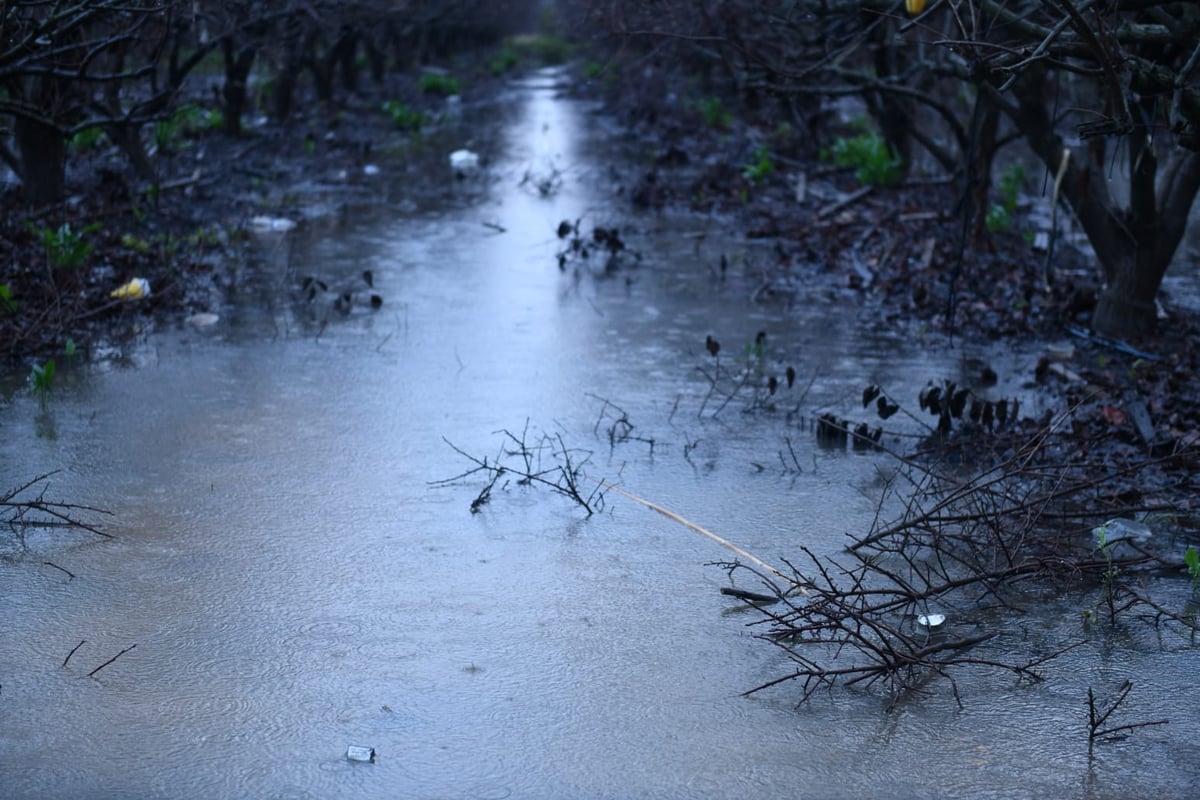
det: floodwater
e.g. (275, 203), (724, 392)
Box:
(2, 68), (1197, 799)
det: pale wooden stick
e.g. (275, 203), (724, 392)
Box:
(598, 480), (805, 593)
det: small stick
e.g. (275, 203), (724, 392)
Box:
(720, 587), (780, 604)
(87, 643), (137, 678)
(598, 480), (802, 591)
(816, 185), (873, 220)
(63, 639), (86, 668)
(43, 561), (76, 579)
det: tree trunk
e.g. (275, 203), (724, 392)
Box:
(1001, 69), (1200, 339)
(336, 29), (360, 94)
(221, 38), (258, 136)
(14, 115), (66, 205)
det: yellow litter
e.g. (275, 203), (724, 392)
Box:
(110, 277), (150, 300)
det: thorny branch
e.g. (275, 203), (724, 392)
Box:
(3, 471), (113, 545)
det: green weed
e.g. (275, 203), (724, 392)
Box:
(28, 222), (101, 271)
(153, 104), (220, 150)
(121, 233), (152, 253)
(695, 97), (732, 130)
(509, 33), (571, 64)
(69, 126), (107, 151)
(1093, 525), (1120, 623)
(825, 131), (902, 186)
(30, 359), (56, 408)
(491, 45), (519, 76)
(381, 100), (426, 131)
(986, 163), (1026, 233)
(1186, 545), (1199, 596)
(581, 61), (605, 80)
(0, 283), (15, 315)
(418, 72), (460, 96)
(743, 146), (775, 184)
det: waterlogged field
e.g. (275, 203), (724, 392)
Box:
(2, 69), (1197, 799)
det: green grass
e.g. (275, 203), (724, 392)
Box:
(69, 126), (107, 151)
(418, 72), (460, 96)
(0, 283), (15, 314)
(491, 45), (519, 76)
(381, 100), (426, 131)
(743, 146), (775, 184)
(695, 97), (732, 130)
(153, 104), (222, 149)
(508, 33), (571, 64)
(824, 131), (903, 186)
(581, 61), (605, 80)
(986, 163), (1026, 233)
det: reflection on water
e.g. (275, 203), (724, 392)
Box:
(1, 68), (1196, 799)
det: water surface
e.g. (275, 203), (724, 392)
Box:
(1, 68), (1196, 799)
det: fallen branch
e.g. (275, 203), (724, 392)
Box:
(62, 639), (86, 669)
(87, 643), (137, 678)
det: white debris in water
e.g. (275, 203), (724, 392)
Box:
(450, 149), (480, 175)
(917, 613), (946, 629)
(186, 312), (220, 328)
(249, 216), (297, 232)
(346, 745), (376, 763)
(362, 164), (380, 176)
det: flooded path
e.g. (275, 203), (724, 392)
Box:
(2, 69), (1196, 799)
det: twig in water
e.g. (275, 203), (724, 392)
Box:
(1088, 681), (1169, 744)
(43, 561), (76, 579)
(598, 480), (801, 590)
(63, 639), (86, 668)
(87, 644), (137, 678)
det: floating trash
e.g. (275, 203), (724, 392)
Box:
(346, 745), (376, 763)
(110, 277), (150, 300)
(186, 312), (219, 328)
(449, 149), (479, 175)
(248, 216), (297, 232)
(917, 613), (946, 630)
(362, 164), (380, 176)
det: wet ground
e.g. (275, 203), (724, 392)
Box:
(2, 68), (1197, 799)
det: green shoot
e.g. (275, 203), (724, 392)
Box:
(30, 359), (56, 408)
(743, 146), (775, 184)
(1185, 545), (1199, 593)
(28, 222), (102, 271)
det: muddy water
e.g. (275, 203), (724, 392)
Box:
(2, 69), (1196, 799)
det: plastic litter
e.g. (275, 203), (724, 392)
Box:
(110, 278), (150, 300)
(249, 216), (297, 232)
(346, 745), (376, 763)
(917, 613), (946, 630)
(1094, 518), (1153, 558)
(186, 312), (219, 328)
(449, 149), (479, 175)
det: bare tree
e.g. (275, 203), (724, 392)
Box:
(575, 0), (1200, 339)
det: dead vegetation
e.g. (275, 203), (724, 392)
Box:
(715, 404), (1198, 711)
(2, 471), (113, 548)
